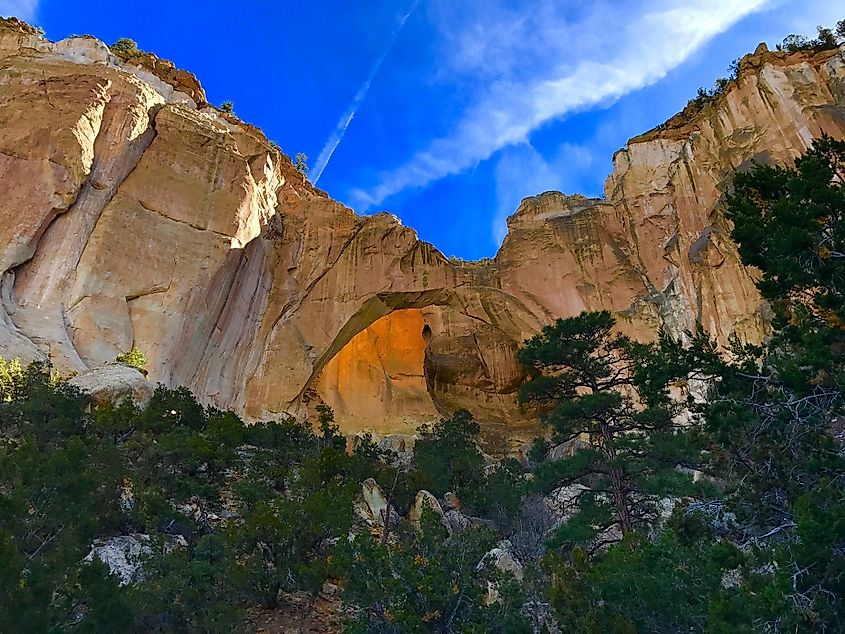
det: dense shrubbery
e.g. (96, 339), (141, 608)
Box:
(0, 369), (396, 631)
(1, 137), (843, 631)
(337, 510), (530, 633)
(0, 364), (528, 631)
(537, 136), (845, 632)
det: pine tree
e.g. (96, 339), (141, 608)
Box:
(698, 136), (845, 629)
(518, 311), (699, 547)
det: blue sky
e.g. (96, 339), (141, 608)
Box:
(2, 0), (841, 259)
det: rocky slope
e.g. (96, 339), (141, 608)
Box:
(1, 17), (844, 437)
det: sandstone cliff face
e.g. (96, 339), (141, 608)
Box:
(1, 18), (843, 436)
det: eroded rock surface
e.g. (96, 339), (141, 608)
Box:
(1, 19), (844, 436)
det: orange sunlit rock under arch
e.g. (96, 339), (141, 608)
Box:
(315, 309), (440, 434)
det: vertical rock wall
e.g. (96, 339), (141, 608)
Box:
(1, 18), (843, 434)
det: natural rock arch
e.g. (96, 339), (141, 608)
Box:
(290, 288), (543, 432)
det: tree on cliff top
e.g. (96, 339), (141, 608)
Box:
(109, 37), (140, 58)
(294, 152), (309, 175)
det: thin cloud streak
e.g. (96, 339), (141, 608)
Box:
(350, 0), (771, 211)
(0, 0), (39, 21)
(311, 0), (420, 185)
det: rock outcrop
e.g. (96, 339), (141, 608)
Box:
(84, 533), (187, 586)
(409, 490), (444, 528)
(68, 363), (154, 409)
(1, 19), (844, 436)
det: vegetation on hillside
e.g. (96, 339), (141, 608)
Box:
(518, 310), (710, 546)
(1, 139), (844, 632)
(776, 21), (845, 53)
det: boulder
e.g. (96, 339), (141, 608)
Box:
(408, 490), (443, 528)
(442, 509), (472, 536)
(68, 363), (154, 408)
(548, 437), (591, 461)
(378, 434), (416, 467)
(476, 539), (524, 581)
(84, 533), (186, 585)
(443, 491), (461, 511)
(544, 483), (589, 527)
(361, 478), (389, 525)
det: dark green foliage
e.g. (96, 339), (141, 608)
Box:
(547, 524), (741, 633)
(815, 26), (838, 49)
(0, 366), (523, 632)
(0, 369), (390, 631)
(727, 57), (740, 80)
(545, 136), (845, 632)
(219, 100), (234, 114)
(779, 33), (812, 52)
(727, 134), (845, 356)
(519, 311), (698, 545)
(294, 152), (309, 174)
(777, 22), (844, 52)
(226, 405), (370, 606)
(691, 135), (845, 630)
(336, 509), (530, 633)
(0, 363), (127, 632)
(409, 409), (525, 519)
(688, 80), (730, 112)
(412, 410), (485, 503)
(518, 165), (843, 629)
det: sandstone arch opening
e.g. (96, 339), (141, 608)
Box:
(314, 308), (440, 434)
(292, 288), (544, 435)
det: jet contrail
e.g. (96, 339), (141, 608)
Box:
(310, 0), (420, 185)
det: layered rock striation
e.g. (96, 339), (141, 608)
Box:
(1, 17), (844, 435)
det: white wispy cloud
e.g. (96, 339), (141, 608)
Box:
(0, 0), (39, 21)
(349, 0), (771, 212)
(0, 0), (39, 22)
(311, 0), (420, 185)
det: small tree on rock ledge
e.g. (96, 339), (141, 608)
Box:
(115, 346), (147, 370)
(294, 152), (309, 175)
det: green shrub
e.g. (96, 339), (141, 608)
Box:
(115, 346), (147, 370)
(0, 356), (25, 401)
(110, 37), (140, 58)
